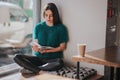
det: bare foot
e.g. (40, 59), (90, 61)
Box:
(39, 70), (45, 74)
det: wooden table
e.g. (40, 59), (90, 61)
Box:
(72, 46), (120, 80)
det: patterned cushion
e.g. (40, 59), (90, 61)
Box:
(47, 65), (97, 80)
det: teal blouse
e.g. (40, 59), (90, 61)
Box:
(33, 21), (68, 59)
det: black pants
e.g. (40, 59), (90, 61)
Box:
(14, 54), (64, 73)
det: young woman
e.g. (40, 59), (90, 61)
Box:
(14, 3), (68, 74)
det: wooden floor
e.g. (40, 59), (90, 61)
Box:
(1, 72), (44, 80)
(1, 72), (73, 80)
(0, 72), (103, 80)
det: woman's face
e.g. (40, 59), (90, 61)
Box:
(44, 10), (53, 25)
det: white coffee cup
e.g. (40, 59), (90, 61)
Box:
(77, 44), (86, 57)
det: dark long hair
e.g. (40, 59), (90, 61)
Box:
(43, 3), (62, 25)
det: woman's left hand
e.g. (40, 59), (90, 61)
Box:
(38, 49), (48, 54)
(39, 42), (66, 54)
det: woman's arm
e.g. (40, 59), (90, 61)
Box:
(39, 42), (66, 54)
(32, 39), (67, 54)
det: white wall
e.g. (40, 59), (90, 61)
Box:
(41, 0), (107, 75)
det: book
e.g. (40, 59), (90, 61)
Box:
(30, 42), (53, 49)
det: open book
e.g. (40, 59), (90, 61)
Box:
(30, 42), (53, 49)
